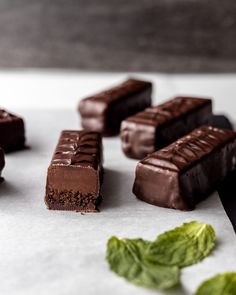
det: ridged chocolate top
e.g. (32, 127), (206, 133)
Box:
(82, 78), (152, 104)
(142, 126), (236, 172)
(125, 97), (211, 126)
(0, 109), (19, 122)
(51, 131), (102, 169)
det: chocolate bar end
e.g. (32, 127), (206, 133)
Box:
(45, 130), (103, 212)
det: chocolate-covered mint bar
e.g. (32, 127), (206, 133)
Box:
(121, 97), (212, 159)
(45, 130), (103, 212)
(0, 147), (5, 178)
(133, 126), (236, 210)
(78, 78), (152, 136)
(0, 109), (25, 152)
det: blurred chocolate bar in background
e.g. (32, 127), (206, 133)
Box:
(121, 97), (212, 159)
(79, 78), (152, 136)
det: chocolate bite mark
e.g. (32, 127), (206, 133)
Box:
(121, 96), (212, 159)
(133, 126), (236, 210)
(78, 78), (152, 136)
(45, 130), (103, 212)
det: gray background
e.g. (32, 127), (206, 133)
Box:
(0, 0), (236, 72)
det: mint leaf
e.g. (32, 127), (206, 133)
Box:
(146, 221), (216, 267)
(106, 236), (180, 290)
(195, 272), (236, 295)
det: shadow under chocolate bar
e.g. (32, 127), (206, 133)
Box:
(0, 109), (26, 152)
(78, 78), (152, 136)
(133, 125), (236, 210)
(121, 96), (212, 159)
(45, 130), (103, 212)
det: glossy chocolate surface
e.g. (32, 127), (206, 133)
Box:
(0, 109), (25, 152)
(78, 78), (152, 136)
(133, 126), (236, 210)
(121, 96), (212, 159)
(45, 130), (103, 212)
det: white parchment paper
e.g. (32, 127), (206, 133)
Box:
(0, 108), (235, 295)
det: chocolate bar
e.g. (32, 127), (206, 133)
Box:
(121, 97), (212, 159)
(0, 109), (25, 152)
(78, 78), (152, 136)
(133, 126), (236, 210)
(0, 147), (5, 178)
(45, 130), (103, 212)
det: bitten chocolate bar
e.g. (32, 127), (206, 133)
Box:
(45, 130), (103, 212)
(0, 147), (5, 178)
(133, 126), (236, 210)
(78, 78), (152, 136)
(121, 97), (212, 159)
(0, 109), (25, 152)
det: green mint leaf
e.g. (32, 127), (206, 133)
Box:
(106, 236), (180, 290)
(145, 221), (216, 268)
(195, 272), (236, 295)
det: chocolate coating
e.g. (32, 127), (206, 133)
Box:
(0, 109), (25, 152)
(0, 147), (5, 178)
(121, 96), (212, 159)
(45, 130), (103, 212)
(133, 126), (236, 210)
(78, 78), (152, 136)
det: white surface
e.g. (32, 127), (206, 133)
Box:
(0, 71), (236, 295)
(1, 71), (236, 118)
